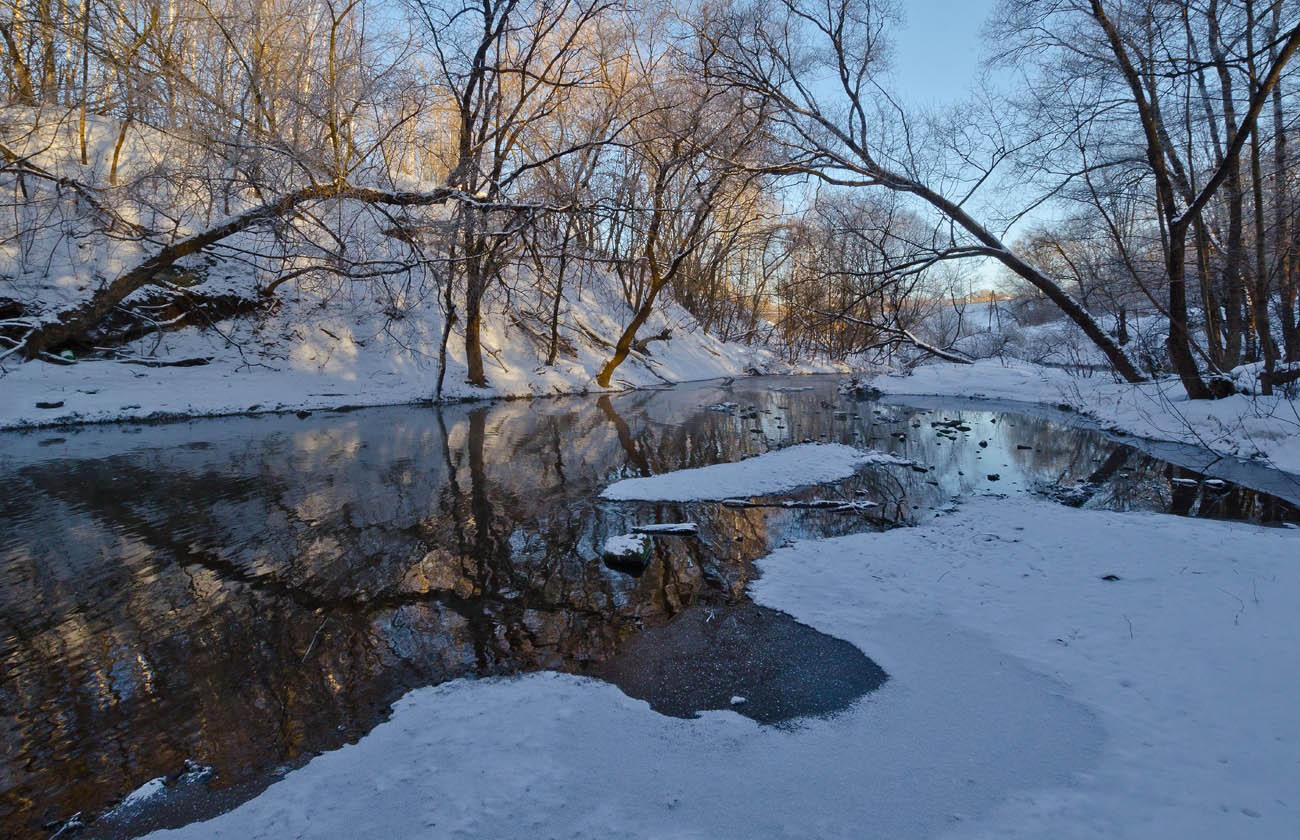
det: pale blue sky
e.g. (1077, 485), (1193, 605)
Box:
(892, 0), (1028, 289)
(890, 0), (999, 106)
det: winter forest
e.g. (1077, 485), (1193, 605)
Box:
(2, 1), (1300, 839)
(2, 0), (1298, 396)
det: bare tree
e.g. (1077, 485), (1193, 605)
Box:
(698, 0), (1148, 382)
(991, 0), (1300, 397)
(407, 0), (615, 387)
(591, 25), (771, 387)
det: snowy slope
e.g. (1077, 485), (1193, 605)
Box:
(0, 281), (834, 428)
(0, 109), (841, 428)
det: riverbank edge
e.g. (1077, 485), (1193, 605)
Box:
(870, 360), (1300, 483)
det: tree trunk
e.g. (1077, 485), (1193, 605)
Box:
(463, 280), (487, 387)
(1167, 232), (1212, 399)
(459, 209), (489, 387)
(1194, 219), (1227, 367)
(1221, 166), (1245, 365)
(596, 294), (657, 388)
(1270, 4), (1297, 362)
(79, 0), (90, 166)
(0, 21), (36, 104)
(1250, 124), (1276, 392)
(1210, 1), (1245, 366)
(546, 248), (568, 366)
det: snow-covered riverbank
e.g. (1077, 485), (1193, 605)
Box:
(0, 292), (839, 430)
(140, 495), (1298, 839)
(873, 360), (1300, 479)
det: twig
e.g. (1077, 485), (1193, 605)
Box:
(302, 618), (329, 663)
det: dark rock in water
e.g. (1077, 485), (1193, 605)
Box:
(296, 411), (312, 419)
(601, 533), (651, 576)
(591, 604), (886, 725)
(1047, 483), (1093, 507)
(1099, 574), (1121, 581)
(1017, 445), (1033, 450)
(837, 380), (883, 400)
(987, 474), (1001, 481)
(978, 440), (988, 448)
(35, 401), (64, 409)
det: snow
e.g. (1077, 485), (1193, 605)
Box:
(601, 443), (909, 501)
(0, 285), (837, 429)
(143, 497), (1299, 839)
(874, 359), (1300, 478)
(118, 777), (166, 810)
(601, 533), (650, 559)
(630, 522), (699, 535)
(752, 499), (1300, 837)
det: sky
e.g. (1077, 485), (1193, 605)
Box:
(889, 0), (1025, 290)
(890, 0), (1000, 107)
(789, 0), (1010, 289)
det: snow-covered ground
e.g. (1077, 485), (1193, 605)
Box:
(0, 284), (838, 429)
(873, 359), (1300, 479)
(143, 496), (1299, 839)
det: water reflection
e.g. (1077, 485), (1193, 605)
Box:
(0, 376), (1295, 837)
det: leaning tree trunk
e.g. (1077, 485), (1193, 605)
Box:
(596, 294), (657, 389)
(21, 183), (454, 358)
(22, 185), (341, 358)
(920, 188), (1147, 383)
